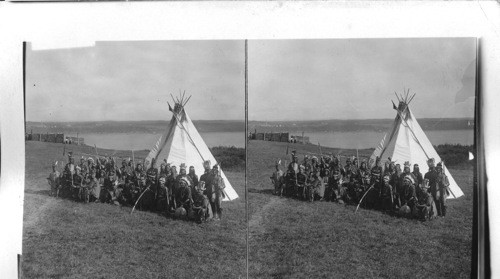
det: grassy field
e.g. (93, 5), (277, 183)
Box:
(23, 141), (246, 279)
(248, 140), (473, 278)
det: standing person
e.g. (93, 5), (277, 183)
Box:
(212, 164), (226, 220)
(270, 161), (284, 196)
(79, 157), (88, 177)
(156, 176), (170, 213)
(146, 158), (159, 198)
(73, 166), (84, 201)
(424, 158), (439, 212)
(327, 167), (343, 202)
(412, 164), (424, 189)
(370, 157), (383, 186)
(296, 165), (308, 200)
(188, 166), (199, 191)
(288, 154), (299, 175)
(379, 175), (394, 212)
(434, 162), (450, 217)
(200, 160), (216, 215)
(47, 161), (61, 197)
(87, 169), (101, 203)
(159, 163), (168, 178)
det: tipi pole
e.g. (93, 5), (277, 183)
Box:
(393, 106), (430, 159)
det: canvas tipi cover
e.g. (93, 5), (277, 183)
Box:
(144, 99), (239, 201)
(369, 99), (464, 199)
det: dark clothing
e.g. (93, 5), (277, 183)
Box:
(188, 173), (199, 188)
(192, 191), (210, 223)
(412, 171), (424, 187)
(400, 184), (417, 209)
(379, 183), (393, 211)
(370, 166), (383, 183)
(175, 185), (192, 211)
(146, 167), (159, 183)
(424, 169), (439, 196)
(436, 173), (450, 216)
(415, 186), (434, 220)
(200, 171), (215, 197)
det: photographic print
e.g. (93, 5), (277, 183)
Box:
(247, 38), (475, 278)
(23, 40), (246, 278)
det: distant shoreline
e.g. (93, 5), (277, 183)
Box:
(249, 118), (474, 132)
(25, 120), (245, 134)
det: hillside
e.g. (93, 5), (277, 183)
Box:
(247, 140), (473, 278)
(23, 141), (246, 278)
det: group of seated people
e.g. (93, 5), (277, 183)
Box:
(47, 153), (226, 223)
(270, 151), (451, 220)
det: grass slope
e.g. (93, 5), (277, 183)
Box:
(248, 140), (473, 278)
(23, 141), (246, 279)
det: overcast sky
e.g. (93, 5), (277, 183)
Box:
(26, 40), (245, 122)
(249, 38), (476, 121)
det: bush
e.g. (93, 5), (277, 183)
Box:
(210, 146), (246, 172)
(434, 144), (473, 168)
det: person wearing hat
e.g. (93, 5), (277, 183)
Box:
(271, 160), (284, 197)
(47, 161), (61, 197)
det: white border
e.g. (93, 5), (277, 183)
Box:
(1, 1), (499, 278)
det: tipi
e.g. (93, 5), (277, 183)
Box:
(144, 94), (239, 201)
(368, 92), (464, 199)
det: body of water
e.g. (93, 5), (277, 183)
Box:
(81, 132), (244, 151)
(81, 129), (472, 151)
(302, 129), (473, 149)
